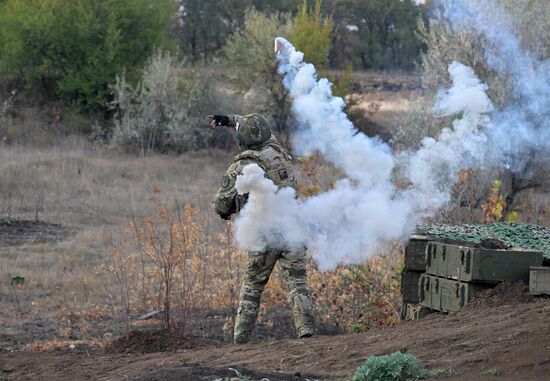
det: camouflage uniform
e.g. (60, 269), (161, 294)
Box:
(211, 114), (315, 344)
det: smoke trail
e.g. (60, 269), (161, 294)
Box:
(234, 0), (548, 271)
(233, 38), (490, 271)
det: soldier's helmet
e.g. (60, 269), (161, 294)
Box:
(236, 113), (271, 148)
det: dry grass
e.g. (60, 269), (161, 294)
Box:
(349, 71), (423, 136)
(0, 139), (230, 225)
(0, 74), (436, 349)
(0, 137), (405, 349)
(0, 138), (232, 348)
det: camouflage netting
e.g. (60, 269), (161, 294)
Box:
(415, 223), (550, 260)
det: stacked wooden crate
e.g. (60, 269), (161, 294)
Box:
(400, 235), (431, 320)
(419, 242), (541, 312)
(400, 223), (549, 320)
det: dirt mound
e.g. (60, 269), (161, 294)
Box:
(466, 281), (532, 309)
(479, 238), (509, 249)
(0, 219), (71, 246)
(105, 329), (219, 354)
(2, 288), (550, 380)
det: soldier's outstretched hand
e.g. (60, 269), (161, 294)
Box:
(208, 114), (229, 128)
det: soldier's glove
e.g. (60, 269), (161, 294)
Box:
(210, 114), (230, 128)
(220, 213), (232, 221)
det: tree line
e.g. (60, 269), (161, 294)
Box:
(179, 0), (428, 69)
(0, 0), (428, 113)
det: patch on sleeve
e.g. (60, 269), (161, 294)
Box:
(278, 168), (289, 180)
(221, 175), (230, 188)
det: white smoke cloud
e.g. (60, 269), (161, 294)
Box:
(233, 0), (549, 271)
(235, 163), (413, 271)
(445, 0), (550, 171)
(403, 61), (493, 214)
(234, 39), (489, 271)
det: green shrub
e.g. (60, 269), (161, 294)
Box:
(110, 51), (232, 154)
(329, 0), (425, 70)
(351, 351), (429, 381)
(291, 0), (333, 69)
(291, 0), (352, 99)
(0, 0), (176, 111)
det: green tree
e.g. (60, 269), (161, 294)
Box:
(327, 0), (424, 70)
(223, 9), (294, 134)
(110, 51), (231, 154)
(177, 0), (249, 64)
(291, 0), (333, 68)
(176, 0), (302, 64)
(398, 0), (550, 222)
(0, 0), (176, 112)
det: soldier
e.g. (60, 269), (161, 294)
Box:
(209, 113), (315, 344)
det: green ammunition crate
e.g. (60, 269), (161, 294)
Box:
(420, 274), (487, 312)
(419, 274), (441, 310)
(401, 268), (423, 303)
(425, 242), (543, 283)
(404, 235), (429, 271)
(440, 278), (487, 312)
(529, 266), (550, 295)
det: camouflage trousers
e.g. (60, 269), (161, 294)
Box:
(233, 248), (315, 344)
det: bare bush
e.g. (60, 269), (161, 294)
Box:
(99, 195), (404, 339)
(101, 201), (245, 335)
(223, 9), (294, 135)
(0, 90), (16, 143)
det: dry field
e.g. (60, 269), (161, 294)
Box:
(349, 71), (422, 139)
(0, 72), (416, 352)
(2, 73), (548, 380)
(0, 137), (402, 351)
(0, 140), (233, 348)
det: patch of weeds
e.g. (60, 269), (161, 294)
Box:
(351, 351), (430, 381)
(484, 368), (502, 377)
(430, 368), (457, 378)
(348, 323), (367, 333)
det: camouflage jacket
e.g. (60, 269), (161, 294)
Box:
(211, 136), (297, 218)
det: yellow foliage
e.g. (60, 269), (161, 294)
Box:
(101, 201), (245, 332)
(102, 200), (404, 336)
(507, 210), (519, 223)
(481, 179), (506, 222)
(308, 245), (403, 332)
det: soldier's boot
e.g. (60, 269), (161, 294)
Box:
(290, 287), (315, 338)
(233, 250), (278, 344)
(233, 296), (261, 344)
(280, 249), (315, 339)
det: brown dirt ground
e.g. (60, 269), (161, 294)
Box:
(104, 329), (219, 355)
(1, 283), (549, 381)
(0, 219), (71, 247)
